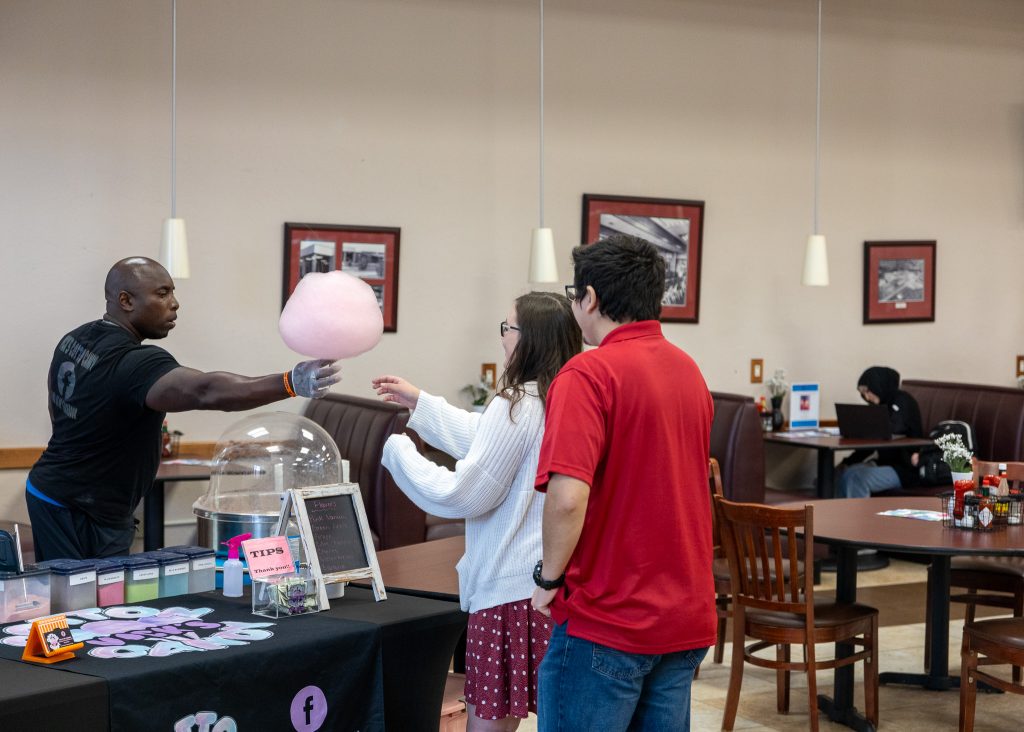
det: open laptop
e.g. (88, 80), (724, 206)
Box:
(835, 403), (893, 440)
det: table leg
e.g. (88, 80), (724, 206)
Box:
(817, 449), (836, 499)
(143, 480), (166, 551)
(880, 555), (960, 691)
(818, 545), (875, 731)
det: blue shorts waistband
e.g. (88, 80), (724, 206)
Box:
(26, 479), (67, 508)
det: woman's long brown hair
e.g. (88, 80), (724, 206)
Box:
(497, 291), (582, 416)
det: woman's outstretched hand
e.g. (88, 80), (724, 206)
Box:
(371, 375), (421, 410)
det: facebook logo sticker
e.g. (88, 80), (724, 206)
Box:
(290, 685), (328, 731)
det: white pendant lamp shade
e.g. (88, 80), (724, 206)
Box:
(801, 234), (829, 286)
(161, 217), (190, 278)
(803, 0), (828, 287)
(529, 227), (558, 283)
(160, 0), (190, 279)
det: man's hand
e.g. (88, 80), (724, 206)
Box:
(371, 375), (421, 410)
(532, 586), (557, 617)
(291, 359), (341, 398)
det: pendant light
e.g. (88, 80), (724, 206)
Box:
(528, 0), (558, 283)
(160, 0), (190, 278)
(801, 0), (828, 286)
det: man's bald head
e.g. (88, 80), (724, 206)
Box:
(103, 257), (178, 340)
(104, 257), (169, 305)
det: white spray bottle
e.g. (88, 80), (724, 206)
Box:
(221, 532), (252, 597)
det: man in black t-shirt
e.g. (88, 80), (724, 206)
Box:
(28, 257), (342, 560)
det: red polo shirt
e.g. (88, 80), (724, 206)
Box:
(535, 320), (716, 654)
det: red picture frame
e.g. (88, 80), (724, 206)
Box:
(282, 222), (400, 332)
(863, 240), (936, 325)
(581, 194), (704, 323)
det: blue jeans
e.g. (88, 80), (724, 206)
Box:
(836, 463), (901, 498)
(537, 622), (708, 731)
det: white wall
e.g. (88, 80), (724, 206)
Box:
(1, 0), (1022, 517)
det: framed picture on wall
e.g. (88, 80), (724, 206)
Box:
(863, 240), (936, 325)
(282, 222), (400, 332)
(581, 194), (704, 323)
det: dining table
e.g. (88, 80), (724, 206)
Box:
(778, 496), (1024, 732)
(765, 431), (933, 498)
(143, 458), (213, 551)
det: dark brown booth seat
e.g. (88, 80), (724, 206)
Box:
(709, 391), (769, 504)
(878, 380), (1024, 497)
(303, 394), (430, 549)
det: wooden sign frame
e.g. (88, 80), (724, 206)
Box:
(277, 483), (386, 606)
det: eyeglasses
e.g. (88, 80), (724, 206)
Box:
(500, 321), (521, 337)
(565, 285), (579, 302)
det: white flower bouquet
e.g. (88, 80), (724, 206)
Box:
(934, 432), (972, 474)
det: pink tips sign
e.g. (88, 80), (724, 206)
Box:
(240, 536), (295, 579)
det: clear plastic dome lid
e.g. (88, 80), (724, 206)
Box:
(193, 412), (342, 518)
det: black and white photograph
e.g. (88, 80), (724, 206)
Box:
(284, 222), (401, 331)
(342, 242), (386, 279)
(599, 214), (689, 307)
(582, 194), (704, 323)
(876, 257), (925, 303)
(298, 240), (336, 278)
(863, 240), (936, 324)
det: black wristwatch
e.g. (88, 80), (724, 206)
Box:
(533, 560), (565, 590)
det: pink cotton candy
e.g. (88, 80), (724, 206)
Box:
(279, 271), (384, 359)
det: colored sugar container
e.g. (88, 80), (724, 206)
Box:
(138, 551), (190, 598)
(93, 559), (126, 607)
(121, 556), (160, 603)
(162, 545), (217, 594)
(0, 568), (51, 623)
(34, 560), (97, 612)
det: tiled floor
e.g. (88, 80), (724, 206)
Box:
(510, 559), (1022, 730)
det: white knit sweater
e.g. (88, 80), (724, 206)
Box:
(381, 386), (545, 613)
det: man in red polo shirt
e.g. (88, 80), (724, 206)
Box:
(531, 234), (715, 731)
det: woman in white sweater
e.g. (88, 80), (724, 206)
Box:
(373, 291), (581, 731)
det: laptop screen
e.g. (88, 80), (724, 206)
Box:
(835, 403), (893, 440)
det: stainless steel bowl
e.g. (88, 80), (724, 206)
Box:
(194, 507), (280, 553)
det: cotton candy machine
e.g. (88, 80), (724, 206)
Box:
(193, 412), (342, 554)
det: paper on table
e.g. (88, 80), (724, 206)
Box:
(877, 509), (945, 522)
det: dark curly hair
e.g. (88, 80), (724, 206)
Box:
(572, 234), (665, 322)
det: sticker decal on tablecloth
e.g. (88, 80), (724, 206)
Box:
(0, 605), (276, 659)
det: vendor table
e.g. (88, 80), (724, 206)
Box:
(0, 586), (464, 732)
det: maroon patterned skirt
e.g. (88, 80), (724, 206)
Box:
(463, 599), (553, 720)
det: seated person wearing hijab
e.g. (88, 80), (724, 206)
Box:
(836, 366), (924, 498)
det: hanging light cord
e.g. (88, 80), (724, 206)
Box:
(171, 0), (178, 219)
(813, 0), (822, 235)
(538, 0), (545, 228)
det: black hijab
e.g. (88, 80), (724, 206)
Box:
(857, 366), (901, 405)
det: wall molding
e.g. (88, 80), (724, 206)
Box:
(0, 442), (218, 470)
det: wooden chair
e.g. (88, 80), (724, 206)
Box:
(709, 458), (730, 663)
(714, 496), (879, 731)
(959, 617), (1024, 731)
(948, 460), (1024, 682)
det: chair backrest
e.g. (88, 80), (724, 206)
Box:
(714, 496), (813, 617)
(709, 458), (724, 556)
(972, 460), (1024, 491)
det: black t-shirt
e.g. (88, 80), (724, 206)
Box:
(29, 320), (180, 528)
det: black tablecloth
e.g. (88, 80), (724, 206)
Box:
(0, 585), (466, 732)
(0, 593), (383, 731)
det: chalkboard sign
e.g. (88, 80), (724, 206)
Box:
(304, 494), (369, 574)
(278, 483), (385, 605)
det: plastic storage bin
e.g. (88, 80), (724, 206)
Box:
(162, 545), (217, 594)
(121, 556), (160, 603)
(0, 568), (51, 623)
(138, 551), (190, 598)
(35, 560), (97, 612)
(93, 559), (126, 607)
(251, 573), (319, 618)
